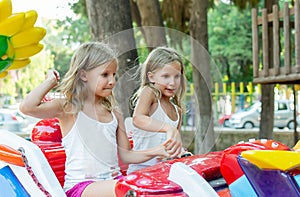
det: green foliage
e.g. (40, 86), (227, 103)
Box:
(55, 16), (90, 47)
(15, 51), (54, 98)
(208, 2), (253, 82)
(0, 49), (54, 103)
(178, 38), (193, 83)
(41, 0), (90, 78)
(41, 19), (73, 78)
(70, 0), (87, 16)
(230, 0), (260, 10)
(1, 74), (16, 99)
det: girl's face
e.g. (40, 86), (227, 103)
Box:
(84, 60), (117, 98)
(148, 61), (182, 98)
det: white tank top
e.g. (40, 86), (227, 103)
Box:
(127, 100), (179, 174)
(62, 111), (120, 191)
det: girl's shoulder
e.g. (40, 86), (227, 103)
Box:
(54, 98), (69, 108)
(112, 108), (122, 118)
(140, 86), (159, 102)
(141, 86), (157, 97)
(112, 108), (125, 126)
(53, 98), (74, 116)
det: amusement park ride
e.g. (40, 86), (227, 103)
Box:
(2, 116), (300, 197)
(1, 0), (300, 196)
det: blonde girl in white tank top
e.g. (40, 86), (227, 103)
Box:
(128, 46), (190, 173)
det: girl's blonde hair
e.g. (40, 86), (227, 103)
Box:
(58, 42), (117, 113)
(132, 46), (186, 110)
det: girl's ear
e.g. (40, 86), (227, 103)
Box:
(79, 70), (88, 82)
(147, 71), (154, 82)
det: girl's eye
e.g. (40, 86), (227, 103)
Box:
(102, 73), (108, 77)
(175, 74), (181, 79)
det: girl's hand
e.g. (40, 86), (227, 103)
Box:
(164, 127), (182, 158)
(46, 70), (60, 87)
(152, 143), (171, 158)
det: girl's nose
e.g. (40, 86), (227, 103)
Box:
(109, 76), (115, 86)
(169, 77), (176, 85)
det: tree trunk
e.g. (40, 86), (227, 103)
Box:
(259, 84), (275, 139)
(85, 0), (138, 118)
(259, 0), (278, 139)
(190, 0), (216, 154)
(135, 0), (167, 49)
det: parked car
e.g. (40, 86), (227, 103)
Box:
(218, 109), (246, 127)
(218, 114), (232, 127)
(229, 100), (299, 129)
(0, 109), (28, 132)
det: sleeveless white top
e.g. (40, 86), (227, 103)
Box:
(127, 100), (179, 174)
(62, 111), (120, 191)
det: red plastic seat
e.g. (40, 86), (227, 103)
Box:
(31, 118), (66, 187)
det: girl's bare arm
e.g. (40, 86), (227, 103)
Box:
(19, 70), (64, 119)
(132, 87), (175, 133)
(115, 110), (170, 163)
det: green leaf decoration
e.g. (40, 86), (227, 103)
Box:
(0, 35), (8, 58)
(0, 59), (12, 73)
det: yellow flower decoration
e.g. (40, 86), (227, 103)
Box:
(0, 0), (46, 78)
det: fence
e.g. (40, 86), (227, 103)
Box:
(252, 1), (300, 84)
(185, 82), (258, 111)
(212, 82), (255, 113)
(183, 82), (297, 127)
(182, 82), (260, 127)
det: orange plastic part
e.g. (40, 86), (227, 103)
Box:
(0, 144), (24, 167)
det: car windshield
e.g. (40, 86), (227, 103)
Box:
(244, 102), (260, 112)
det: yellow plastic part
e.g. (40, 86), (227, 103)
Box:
(11, 27), (46, 48)
(0, 0), (12, 22)
(293, 140), (300, 151)
(14, 43), (43, 59)
(22, 10), (38, 30)
(241, 150), (300, 171)
(0, 12), (25, 36)
(8, 59), (31, 70)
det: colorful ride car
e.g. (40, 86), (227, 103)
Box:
(1, 119), (300, 197)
